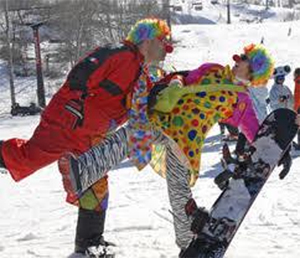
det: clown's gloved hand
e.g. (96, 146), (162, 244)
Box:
(278, 151), (292, 180)
(148, 83), (169, 114)
(148, 74), (185, 114)
(153, 81), (185, 113)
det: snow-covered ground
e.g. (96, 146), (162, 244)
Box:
(172, 0), (300, 24)
(1, 19), (300, 258)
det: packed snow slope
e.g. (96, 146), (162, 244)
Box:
(1, 20), (300, 258)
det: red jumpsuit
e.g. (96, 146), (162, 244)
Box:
(1, 42), (144, 208)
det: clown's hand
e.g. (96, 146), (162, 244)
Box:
(153, 82), (185, 113)
(148, 83), (169, 114)
(148, 74), (185, 114)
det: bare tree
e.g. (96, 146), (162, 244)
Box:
(49, 0), (164, 67)
(288, 0), (296, 8)
(0, 0), (16, 106)
(48, 0), (100, 67)
(1, 0), (165, 81)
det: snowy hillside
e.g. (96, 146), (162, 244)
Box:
(172, 0), (300, 24)
(1, 19), (300, 258)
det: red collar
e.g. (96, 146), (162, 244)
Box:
(123, 40), (145, 64)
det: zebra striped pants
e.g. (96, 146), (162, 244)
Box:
(165, 143), (194, 249)
(75, 126), (194, 250)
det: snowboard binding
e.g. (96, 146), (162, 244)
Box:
(185, 198), (210, 234)
(215, 143), (257, 190)
(179, 234), (226, 258)
(214, 169), (233, 190)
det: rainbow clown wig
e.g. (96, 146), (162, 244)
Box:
(244, 43), (275, 87)
(126, 18), (171, 45)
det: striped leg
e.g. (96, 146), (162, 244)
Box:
(165, 144), (194, 250)
(73, 127), (129, 196)
(75, 128), (169, 194)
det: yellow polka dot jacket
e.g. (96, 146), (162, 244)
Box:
(149, 63), (260, 186)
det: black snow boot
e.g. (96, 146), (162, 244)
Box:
(75, 208), (115, 257)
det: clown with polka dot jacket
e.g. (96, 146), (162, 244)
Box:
(150, 43), (275, 186)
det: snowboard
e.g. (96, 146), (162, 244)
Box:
(180, 108), (298, 258)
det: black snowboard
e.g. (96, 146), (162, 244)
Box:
(180, 108), (298, 258)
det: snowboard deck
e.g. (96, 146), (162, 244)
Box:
(180, 108), (298, 258)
